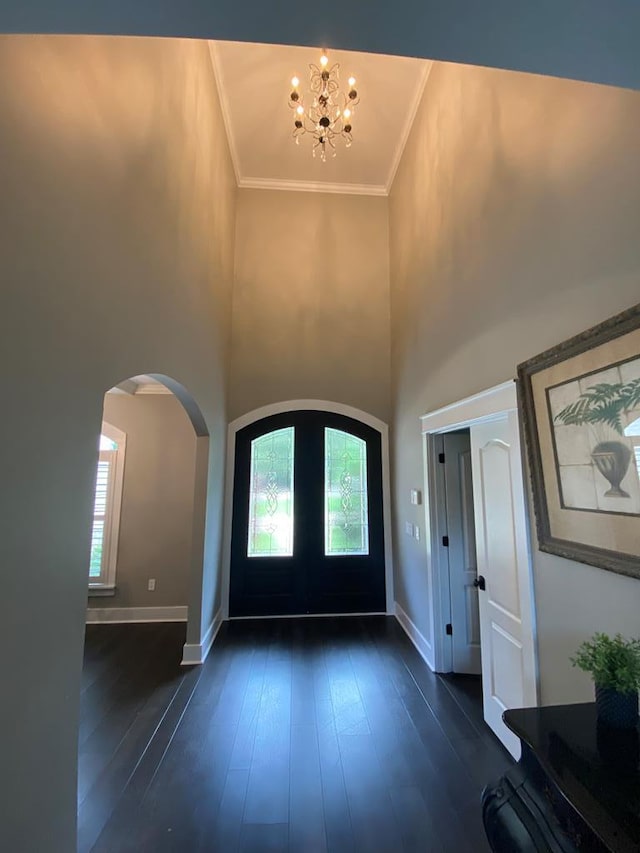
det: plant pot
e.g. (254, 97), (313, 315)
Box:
(591, 441), (632, 498)
(595, 685), (639, 729)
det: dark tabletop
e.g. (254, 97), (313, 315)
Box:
(504, 703), (640, 853)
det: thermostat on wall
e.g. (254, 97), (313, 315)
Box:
(410, 489), (422, 505)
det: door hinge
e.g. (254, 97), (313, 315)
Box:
(445, 623), (453, 635)
(442, 535), (449, 547)
(438, 452), (445, 464)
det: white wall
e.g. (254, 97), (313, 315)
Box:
(0, 35), (235, 852)
(389, 60), (640, 706)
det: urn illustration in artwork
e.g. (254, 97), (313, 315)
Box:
(554, 375), (640, 505)
(590, 441), (632, 497)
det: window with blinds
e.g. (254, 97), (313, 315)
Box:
(89, 431), (124, 587)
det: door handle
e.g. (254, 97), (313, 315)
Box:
(473, 575), (486, 591)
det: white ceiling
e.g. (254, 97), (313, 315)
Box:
(210, 41), (430, 196)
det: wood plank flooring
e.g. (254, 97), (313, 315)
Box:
(79, 617), (511, 852)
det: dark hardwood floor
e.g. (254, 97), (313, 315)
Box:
(79, 617), (511, 852)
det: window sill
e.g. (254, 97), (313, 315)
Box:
(88, 586), (116, 598)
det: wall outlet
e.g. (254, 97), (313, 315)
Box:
(410, 489), (422, 505)
(405, 521), (413, 537)
(147, 578), (156, 591)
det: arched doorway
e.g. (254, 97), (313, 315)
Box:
(89, 373), (211, 663)
(77, 373), (214, 846)
(225, 402), (392, 617)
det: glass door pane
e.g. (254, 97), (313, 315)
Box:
(324, 427), (369, 555)
(247, 427), (295, 557)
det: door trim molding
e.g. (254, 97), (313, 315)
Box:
(420, 380), (516, 434)
(420, 382), (518, 673)
(222, 400), (394, 618)
(418, 380), (539, 704)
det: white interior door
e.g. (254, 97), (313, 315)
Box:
(443, 432), (481, 675)
(470, 412), (537, 758)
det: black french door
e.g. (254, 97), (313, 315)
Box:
(229, 410), (386, 617)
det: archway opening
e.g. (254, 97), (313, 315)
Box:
(78, 373), (210, 844)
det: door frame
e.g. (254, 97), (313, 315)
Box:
(222, 400), (394, 619)
(420, 381), (539, 703)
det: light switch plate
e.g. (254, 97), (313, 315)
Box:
(413, 525), (420, 541)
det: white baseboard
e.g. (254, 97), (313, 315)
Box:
(181, 606), (223, 665)
(86, 605), (188, 624)
(394, 601), (435, 671)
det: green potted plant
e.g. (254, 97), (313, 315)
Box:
(571, 632), (640, 728)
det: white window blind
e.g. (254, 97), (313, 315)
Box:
(89, 453), (115, 580)
(89, 427), (125, 588)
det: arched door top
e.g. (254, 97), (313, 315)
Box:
(230, 399), (388, 437)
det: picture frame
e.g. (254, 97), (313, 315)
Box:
(517, 303), (640, 579)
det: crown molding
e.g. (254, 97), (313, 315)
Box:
(385, 60), (433, 194)
(238, 176), (388, 197)
(134, 383), (172, 395)
(106, 379), (172, 396)
(107, 379), (138, 396)
(208, 41), (241, 185)
(208, 41), (429, 198)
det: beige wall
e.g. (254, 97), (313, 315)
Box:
(230, 189), (391, 423)
(389, 61), (640, 706)
(87, 393), (198, 610)
(0, 35), (235, 851)
(4, 29), (640, 853)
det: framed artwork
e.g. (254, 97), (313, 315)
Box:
(517, 303), (640, 579)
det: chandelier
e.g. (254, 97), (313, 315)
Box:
(288, 51), (360, 161)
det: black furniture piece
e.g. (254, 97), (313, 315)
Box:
(482, 703), (640, 852)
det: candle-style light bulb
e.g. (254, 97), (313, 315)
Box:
(343, 108), (351, 119)
(320, 54), (329, 67)
(348, 76), (356, 87)
(296, 105), (304, 115)
(291, 76), (299, 88)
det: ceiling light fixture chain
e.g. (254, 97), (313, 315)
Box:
(288, 50), (360, 162)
